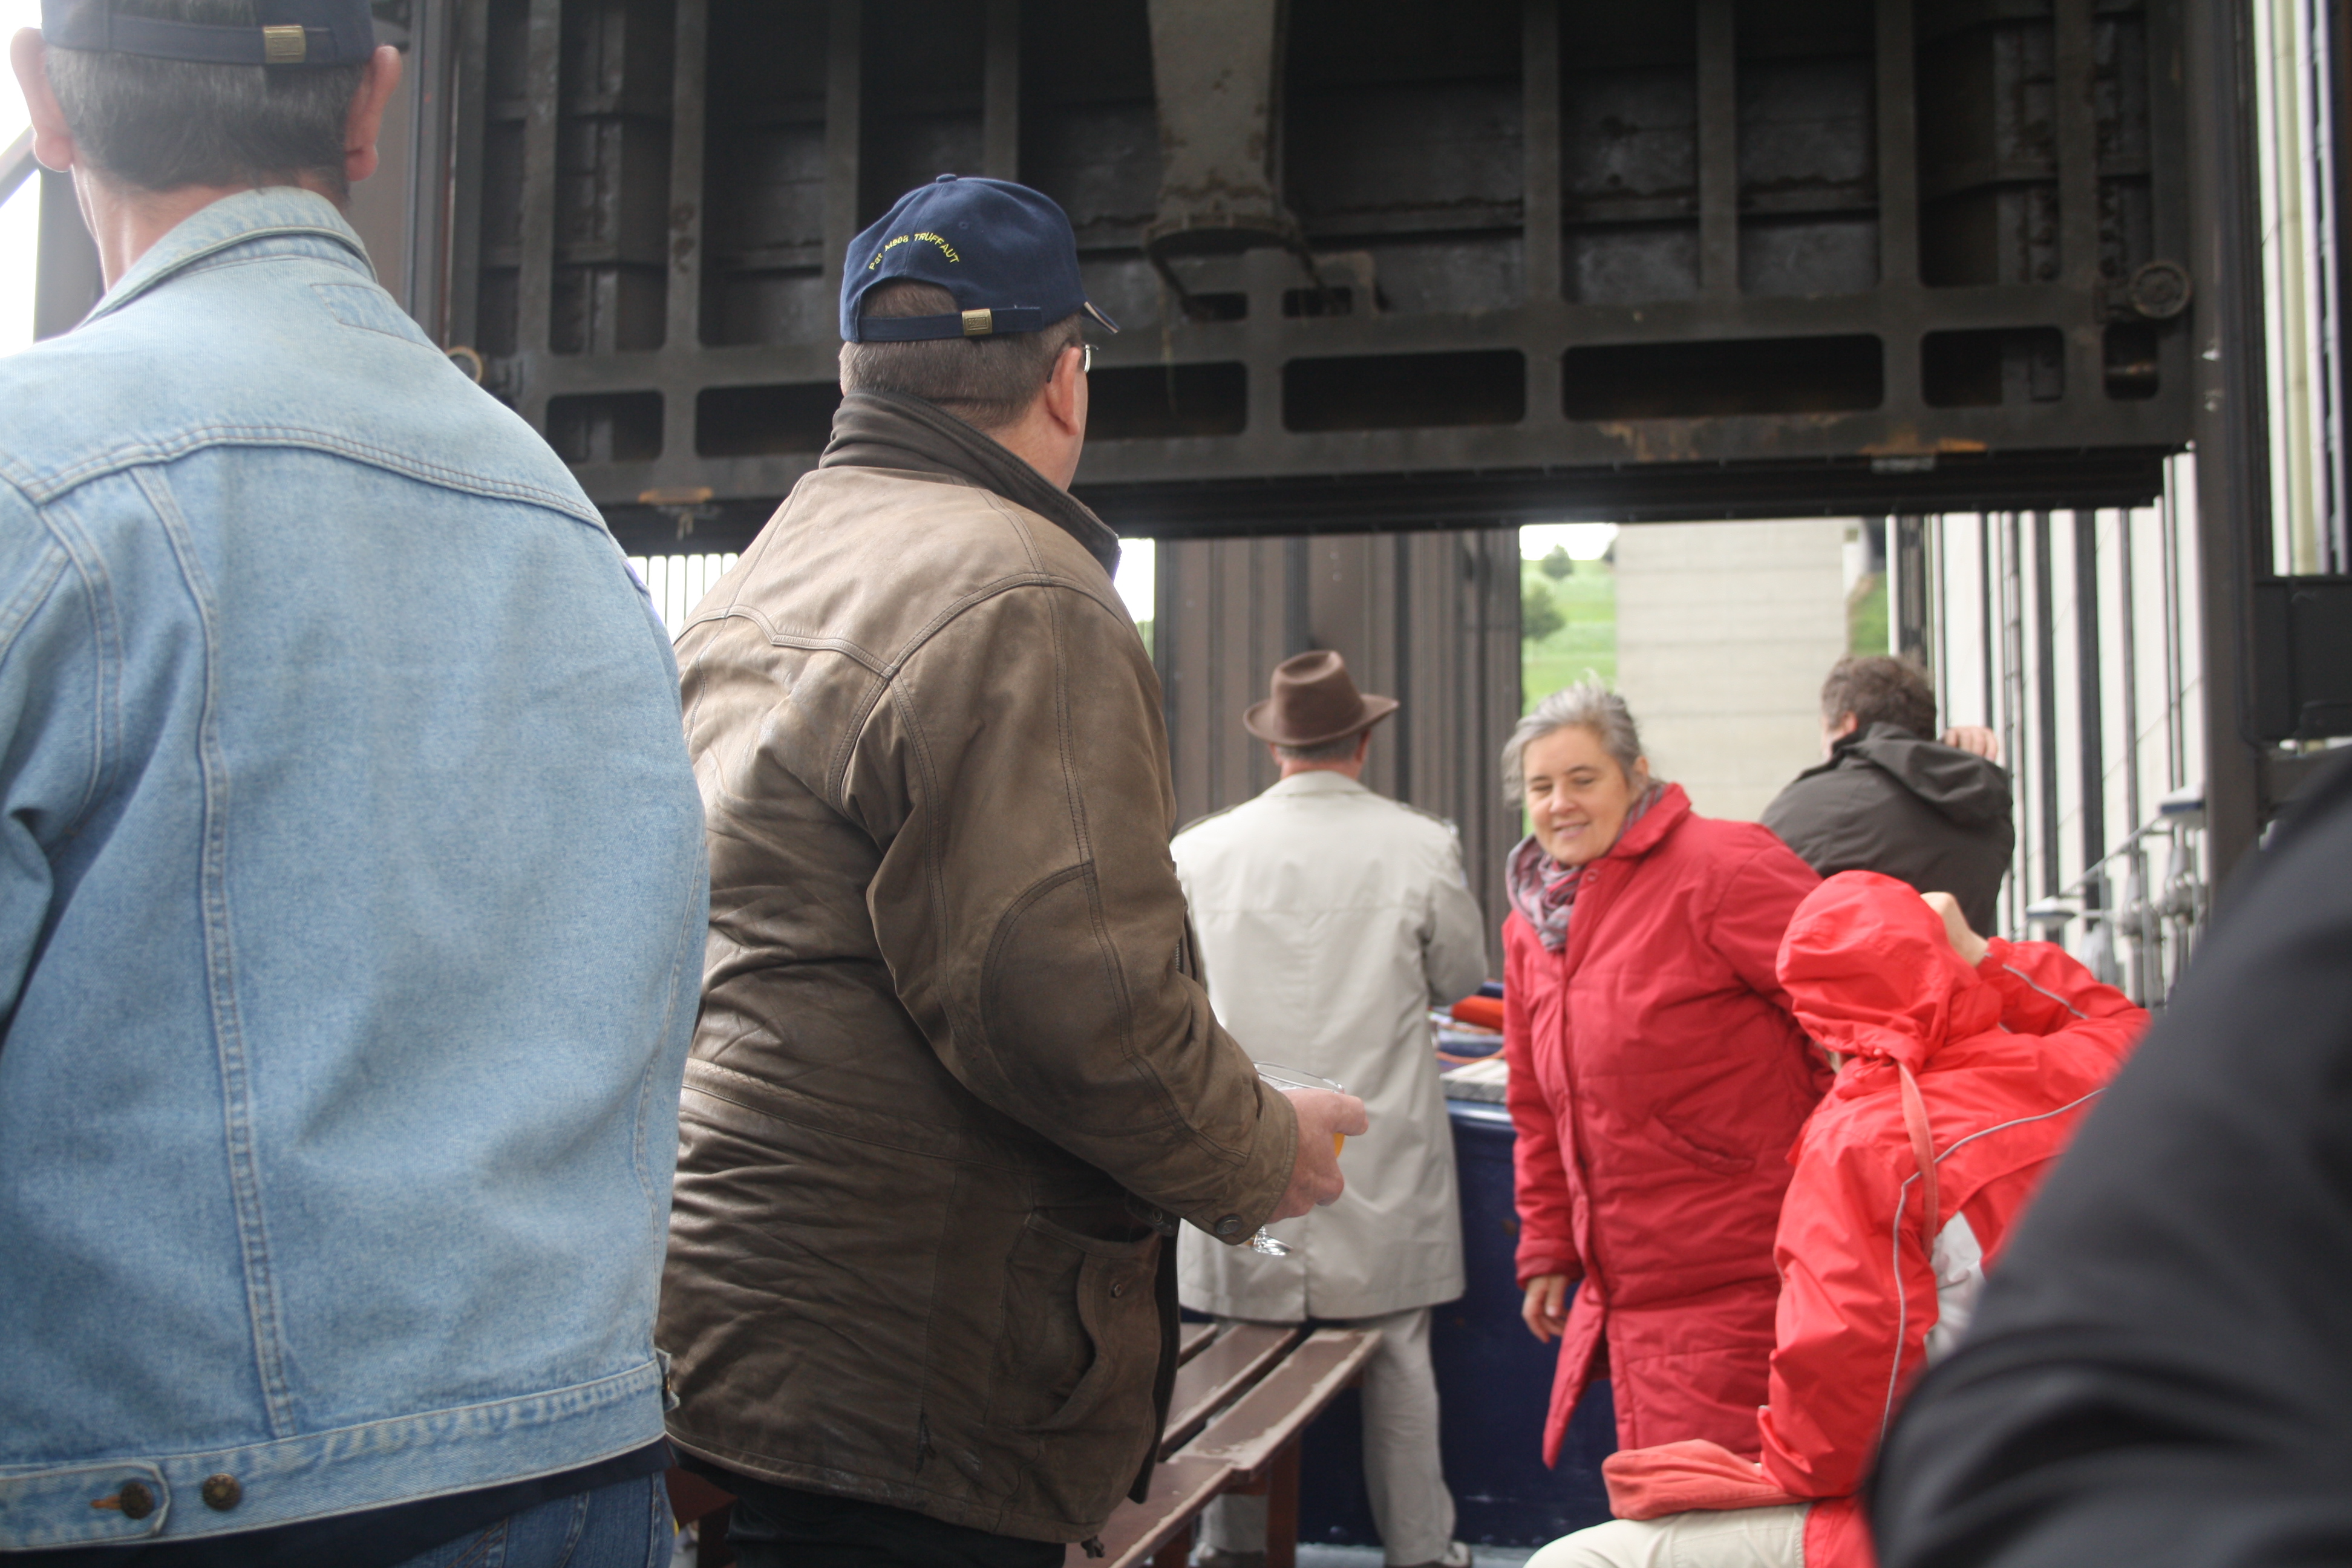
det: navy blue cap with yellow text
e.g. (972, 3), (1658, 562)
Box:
(42, 0), (374, 66)
(841, 174), (1119, 342)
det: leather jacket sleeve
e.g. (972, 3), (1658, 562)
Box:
(839, 578), (1298, 1238)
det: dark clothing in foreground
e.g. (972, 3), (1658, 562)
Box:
(1867, 750), (2352, 1567)
(1762, 723), (2014, 934)
(697, 1463), (1062, 1568)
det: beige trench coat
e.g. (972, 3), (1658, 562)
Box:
(1172, 771), (1491, 1321)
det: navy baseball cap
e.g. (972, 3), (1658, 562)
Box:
(841, 174), (1120, 343)
(42, 0), (374, 65)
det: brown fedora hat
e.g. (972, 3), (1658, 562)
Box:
(1243, 650), (1400, 747)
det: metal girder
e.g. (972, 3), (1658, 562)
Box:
(439, 0), (2197, 533)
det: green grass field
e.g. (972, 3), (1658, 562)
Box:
(1521, 557), (1616, 713)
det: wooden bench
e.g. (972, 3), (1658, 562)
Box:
(664, 1321), (1379, 1568)
(1065, 1321), (1383, 1568)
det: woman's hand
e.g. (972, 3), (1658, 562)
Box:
(1522, 1273), (1570, 1343)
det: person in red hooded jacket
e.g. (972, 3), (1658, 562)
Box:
(1503, 682), (1826, 1466)
(1526, 871), (2146, 1568)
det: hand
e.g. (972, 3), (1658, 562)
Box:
(1266, 1086), (1368, 1222)
(1921, 891), (1990, 967)
(1522, 1273), (1570, 1342)
(1514, 1279), (1571, 1344)
(1940, 725), (2001, 762)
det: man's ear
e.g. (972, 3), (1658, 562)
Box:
(343, 44), (403, 188)
(12, 30), (79, 174)
(1040, 341), (1085, 437)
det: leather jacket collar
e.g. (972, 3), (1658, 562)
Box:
(820, 388), (1122, 577)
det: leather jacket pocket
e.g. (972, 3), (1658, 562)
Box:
(988, 1214), (1162, 1440)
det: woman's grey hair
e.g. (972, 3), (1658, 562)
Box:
(1501, 679), (1646, 801)
(45, 0), (367, 199)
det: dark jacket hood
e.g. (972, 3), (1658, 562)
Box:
(1830, 723), (2012, 829)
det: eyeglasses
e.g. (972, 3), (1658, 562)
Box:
(1081, 342), (1094, 374)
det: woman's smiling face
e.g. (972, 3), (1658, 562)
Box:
(1522, 723), (1648, 867)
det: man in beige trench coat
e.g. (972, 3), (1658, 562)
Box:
(1173, 651), (1491, 1568)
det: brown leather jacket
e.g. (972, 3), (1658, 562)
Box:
(658, 391), (1298, 1543)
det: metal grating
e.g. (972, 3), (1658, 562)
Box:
(428, 0), (2198, 557)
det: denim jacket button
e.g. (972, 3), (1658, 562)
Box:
(114, 1482), (156, 1521)
(201, 1474), (242, 1511)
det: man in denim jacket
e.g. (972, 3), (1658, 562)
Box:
(0, 4), (708, 1566)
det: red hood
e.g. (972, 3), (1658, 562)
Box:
(1775, 871), (1999, 1071)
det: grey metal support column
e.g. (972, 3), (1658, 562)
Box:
(663, 0), (708, 457)
(1979, 516), (1996, 733)
(1874, 0), (1921, 410)
(2034, 512), (2063, 898)
(1521, 0), (1563, 419)
(33, 169), (100, 341)
(822, 0), (863, 292)
(442, 0), (492, 348)
(2073, 511), (2107, 881)
(2184, 0), (2273, 887)
(2053, 0), (2103, 407)
(514, 0), (563, 388)
(402, 0), (459, 336)
(982, 0), (1020, 181)
(1696, 0), (1738, 299)
(1893, 516), (1931, 669)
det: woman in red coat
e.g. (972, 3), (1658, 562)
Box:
(1504, 681), (1825, 1466)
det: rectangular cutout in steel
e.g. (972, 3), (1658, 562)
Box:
(1922, 327), (2064, 407)
(1089, 363), (1248, 440)
(547, 392), (662, 463)
(1284, 350), (1526, 431)
(696, 383), (842, 456)
(1563, 336), (1882, 419)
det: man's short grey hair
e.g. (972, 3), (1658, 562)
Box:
(1501, 680), (1646, 801)
(45, 0), (367, 199)
(1274, 733), (1365, 764)
(839, 281), (1086, 432)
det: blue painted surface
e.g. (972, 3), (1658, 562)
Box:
(1299, 1099), (1617, 1549)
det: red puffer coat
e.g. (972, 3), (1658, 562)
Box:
(1503, 785), (1826, 1466)
(1762, 872), (2146, 1568)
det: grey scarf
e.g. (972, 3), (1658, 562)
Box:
(819, 388), (1122, 577)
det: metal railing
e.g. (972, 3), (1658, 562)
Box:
(2022, 785), (2209, 1010)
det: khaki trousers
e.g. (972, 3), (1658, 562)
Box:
(1523, 1505), (1809, 1568)
(1196, 1307), (1457, 1567)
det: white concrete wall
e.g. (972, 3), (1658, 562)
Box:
(1614, 519), (1850, 823)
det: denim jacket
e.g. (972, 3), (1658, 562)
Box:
(0, 189), (708, 1550)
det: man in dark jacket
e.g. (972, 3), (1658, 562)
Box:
(658, 175), (1364, 1568)
(1867, 751), (2352, 1567)
(1761, 656), (2014, 933)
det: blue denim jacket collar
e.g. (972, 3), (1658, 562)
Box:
(84, 185), (373, 327)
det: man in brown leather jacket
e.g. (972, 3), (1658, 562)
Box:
(657, 175), (1365, 1568)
